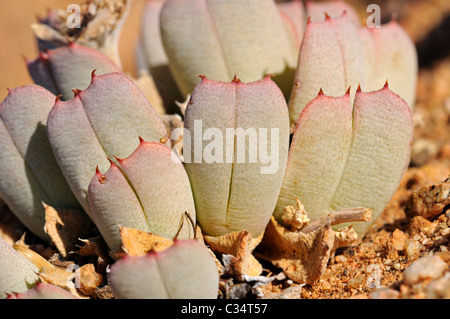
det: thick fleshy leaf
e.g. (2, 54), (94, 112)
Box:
(47, 72), (168, 219)
(27, 43), (120, 100)
(0, 237), (39, 299)
(6, 283), (78, 299)
(359, 21), (418, 109)
(288, 13), (364, 127)
(160, 0), (297, 98)
(275, 85), (413, 234)
(88, 141), (196, 251)
(109, 239), (219, 299)
(184, 76), (290, 237)
(140, 0), (182, 113)
(276, 0), (306, 57)
(0, 85), (80, 240)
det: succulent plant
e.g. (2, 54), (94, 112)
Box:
(28, 1), (166, 113)
(0, 85), (81, 240)
(138, 0), (183, 113)
(46, 72), (168, 219)
(0, 0), (420, 298)
(287, 8), (417, 127)
(5, 283), (78, 299)
(159, 0), (298, 99)
(274, 84), (414, 235)
(183, 75), (290, 238)
(0, 237), (39, 298)
(109, 239), (219, 299)
(358, 20), (418, 110)
(27, 43), (120, 100)
(88, 140), (196, 251)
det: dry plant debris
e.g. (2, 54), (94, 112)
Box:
(256, 207), (371, 285)
(43, 203), (96, 258)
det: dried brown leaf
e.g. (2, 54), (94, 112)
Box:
(203, 230), (264, 280)
(43, 203), (95, 258)
(256, 208), (371, 284)
(256, 216), (335, 284)
(13, 244), (54, 272)
(79, 264), (103, 296)
(38, 263), (87, 299)
(110, 226), (174, 259)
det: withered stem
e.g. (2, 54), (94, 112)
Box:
(301, 207), (372, 234)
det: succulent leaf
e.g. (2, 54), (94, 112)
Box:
(0, 237), (39, 299)
(139, 0), (183, 113)
(160, 0), (297, 98)
(359, 21), (418, 109)
(6, 283), (77, 299)
(288, 12), (365, 127)
(276, 0), (306, 57)
(27, 43), (121, 100)
(109, 239), (219, 299)
(275, 85), (414, 235)
(184, 76), (290, 237)
(0, 85), (80, 240)
(47, 72), (168, 219)
(88, 141), (196, 251)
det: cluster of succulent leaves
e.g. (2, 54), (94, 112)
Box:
(0, 0), (416, 299)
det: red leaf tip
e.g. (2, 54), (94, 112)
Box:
(198, 75), (206, 80)
(383, 79), (389, 89)
(55, 95), (63, 102)
(72, 89), (81, 97)
(318, 88), (324, 95)
(95, 165), (107, 183)
(357, 84), (362, 92)
(91, 69), (97, 79)
(346, 86), (351, 95)
(232, 74), (241, 83)
(113, 155), (123, 164)
(138, 136), (146, 144)
(39, 51), (49, 61)
(324, 12), (331, 20)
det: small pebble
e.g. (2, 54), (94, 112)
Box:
(405, 239), (423, 261)
(391, 229), (407, 251)
(403, 255), (447, 285)
(334, 255), (347, 263)
(348, 274), (365, 289)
